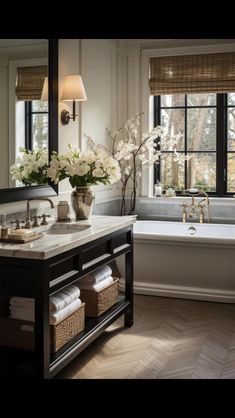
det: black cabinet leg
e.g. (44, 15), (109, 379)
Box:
(125, 234), (133, 328)
(124, 307), (133, 327)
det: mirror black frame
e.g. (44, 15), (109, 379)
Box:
(0, 39), (58, 204)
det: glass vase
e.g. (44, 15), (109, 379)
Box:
(71, 187), (95, 221)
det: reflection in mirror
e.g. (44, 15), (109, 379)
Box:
(0, 39), (48, 189)
(0, 39), (58, 204)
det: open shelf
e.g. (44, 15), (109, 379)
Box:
(49, 296), (129, 377)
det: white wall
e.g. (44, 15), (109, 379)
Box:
(0, 58), (8, 188)
(58, 39), (120, 204)
(81, 39), (119, 203)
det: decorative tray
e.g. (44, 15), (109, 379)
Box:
(0, 232), (44, 244)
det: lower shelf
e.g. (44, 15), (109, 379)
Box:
(0, 296), (130, 378)
(49, 296), (130, 377)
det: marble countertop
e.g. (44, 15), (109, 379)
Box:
(0, 215), (136, 260)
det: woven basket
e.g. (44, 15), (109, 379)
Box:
(50, 303), (85, 353)
(80, 278), (119, 317)
(0, 303), (85, 353)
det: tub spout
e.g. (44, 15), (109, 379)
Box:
(181, 201), (188, 222)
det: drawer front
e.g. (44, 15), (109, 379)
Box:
(81, 241), (111, 270)
(49, 254), (79, 282)
(112, 230), (130, 251)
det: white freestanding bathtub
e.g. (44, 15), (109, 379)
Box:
(117, 220), (235, 303)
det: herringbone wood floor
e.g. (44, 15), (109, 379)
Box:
(57, 295), (235, 379)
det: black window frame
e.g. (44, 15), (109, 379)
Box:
(25, 101), (49, 150)
(153, 93), (235, 197)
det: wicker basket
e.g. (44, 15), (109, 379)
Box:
(50, 302), (85, 353)
(0, 303), (85, 353)
(80, 278), (119, 317)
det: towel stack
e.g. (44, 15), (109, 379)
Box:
(50, 285), (81, 325)
(9, 285), (82, 325)
(77, 265), (113, 291)
(9, 297), (35, 322)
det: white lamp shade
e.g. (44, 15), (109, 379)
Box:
(61, 75), (87, 101)
(41, 76), (48, 101)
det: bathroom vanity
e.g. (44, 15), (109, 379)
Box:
(0, 215), (135, 378)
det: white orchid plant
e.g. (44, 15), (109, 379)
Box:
(10, 147), (48, 185)
(105, 113), (188, 215)
(47, 140), (121, 188)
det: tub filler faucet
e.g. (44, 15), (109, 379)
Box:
(180, 189), (211, 223)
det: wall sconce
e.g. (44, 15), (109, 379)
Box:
(60, 74), (87, 125)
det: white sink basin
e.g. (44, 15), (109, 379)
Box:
(46, 223), (91, 235)
(34, 221), (92, 235)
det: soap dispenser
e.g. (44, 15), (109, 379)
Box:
(155, 180), (162, 197)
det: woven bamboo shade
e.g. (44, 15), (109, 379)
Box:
(149, 52), (235, 95)
(15, 65), (48, 101)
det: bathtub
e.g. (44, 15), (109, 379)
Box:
(117, 221), (235, 303)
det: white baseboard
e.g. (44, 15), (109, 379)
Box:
(119, 279), (235, 303)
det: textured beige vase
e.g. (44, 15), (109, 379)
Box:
(71, 187), (95, 221)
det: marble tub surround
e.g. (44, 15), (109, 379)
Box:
(135, 196), (235, 224)
(0, 215), (135, 260)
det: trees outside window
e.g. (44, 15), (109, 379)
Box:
(25, 100), (48, 150)
(154, 93), (235, 196)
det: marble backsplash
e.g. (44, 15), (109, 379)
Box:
(1, 196), (235, 226)
(135, 197), (235, 224)
(0, 199), (122, 227)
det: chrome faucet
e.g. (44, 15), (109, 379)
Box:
(25, 197), (55, 229)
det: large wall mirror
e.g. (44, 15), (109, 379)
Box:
(0, 39), (58, 203)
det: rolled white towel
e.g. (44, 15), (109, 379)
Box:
(79, 276), (113, 292)
(50, 285), (80, 313)
(78, 265), (112, 286)
(50, 298), (82, 325)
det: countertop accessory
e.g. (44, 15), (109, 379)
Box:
(0, 232), (43, 244)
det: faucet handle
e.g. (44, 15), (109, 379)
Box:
(39, 214), (50, 225)
(10, 219), (25, 229)
(32, 215), (41, 227)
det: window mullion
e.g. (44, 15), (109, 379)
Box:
(154, 96), (161, 189)
(216, 94), (226, 196)
(185, 94), (187, 189)
(25, 102), (33, 149)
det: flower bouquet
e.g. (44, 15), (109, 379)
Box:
(10, 147), (48, 185)
(47, 140), (121, 220)
(47, 140), (121, 187)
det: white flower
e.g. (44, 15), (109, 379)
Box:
(10, 148), (48, 185)
(47, 141), (121, 188)
(92, 168), (104, 177)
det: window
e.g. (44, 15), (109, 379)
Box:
(25, 100), (48, 150)
(154, 92), (235, 196)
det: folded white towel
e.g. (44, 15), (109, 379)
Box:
(79, 276), (113, 291)
(9, 308), (35, 322)
(78, 265), (112, 286)
(9, 305), (34, 313)
(10, 297), (34, 307)
(50, 285), (81, 313)
(50, 298), (82, 325)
